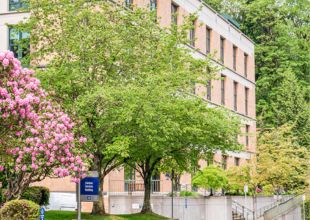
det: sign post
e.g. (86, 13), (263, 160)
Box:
(80, 171), (99, 202)
(244, 184), (248, 207)
(76, 171), (99, 220)
(40, 207), (45, 220)
(77, 182), (81, 220)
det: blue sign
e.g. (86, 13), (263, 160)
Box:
(80, 177), (99, 196)
(40, 207), (45, 220)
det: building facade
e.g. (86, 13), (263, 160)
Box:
(0, 0), (256, 211)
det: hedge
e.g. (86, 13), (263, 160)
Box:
(21, 186), (50, 206)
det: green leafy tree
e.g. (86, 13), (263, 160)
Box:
(86, 76), (240, 213)
(205, 0), (310, 148)
(20, 0), (241, 214)
(242, 0), (310, 147)
(256, 125), (309, 194)
(226, 162), (258, 195)
(192, 166), (228, 195)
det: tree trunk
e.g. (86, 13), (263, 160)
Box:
(141, 175), (152, 213)
(92, 175), (106, 215)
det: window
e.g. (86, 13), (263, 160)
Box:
(9, 28), (30, 60)
(233, 81), (238, 111)
(233, 46), (237, 71)
(222, 155), (227, 170)
(9, 0), (27, 11)
(171, 3), (179, 25)
(151, 171), (160, 192)
(245, 87), (249, 115)
(206, 27), (211, 54)
(245, 125), (250, 147)
(220, 36), (225, 63)
(124, 167), (135, 181)
(221, 75), (225, 105)
(206, 80), (211, 101)
(189, 20), (196, 47)
(244, 53), (248, 77)
(125, 0), (133, 7)
(124, 166), (136, 192)
(150, 0), (157, 11)
(234, 157), (240, 166)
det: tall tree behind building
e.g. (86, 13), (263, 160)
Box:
(203, 0), (310, 147)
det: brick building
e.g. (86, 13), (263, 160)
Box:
(0, 0), (256, 211)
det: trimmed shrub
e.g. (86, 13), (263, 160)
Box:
(0, 199), (39, 220)
(21, 186), (50, 206)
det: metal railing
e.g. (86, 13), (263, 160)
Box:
(263, 195), (303, 220)
(109, 180), (163, 195)
(255, 195), (295, 218)
(232, 200), (254, 220)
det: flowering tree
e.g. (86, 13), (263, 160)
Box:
(0, 51), (88, 201)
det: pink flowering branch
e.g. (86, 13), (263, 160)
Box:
(0, 51), (91, 200)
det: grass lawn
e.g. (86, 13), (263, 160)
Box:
(45, 211), (169, 220)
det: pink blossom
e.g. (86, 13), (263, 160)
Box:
(2, 58), (9, 67)
(21, 165), (27, 171)
(0, 51), (88, 181)
(0, 52), (5, 61)
(79, 137), (87, 143)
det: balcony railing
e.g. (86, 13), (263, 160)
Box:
(109, 180), (163, 195)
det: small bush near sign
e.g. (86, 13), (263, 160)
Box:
(0, 199), (39, 220)
(179, 191), (199, 197)
(21, 186), (50, 206)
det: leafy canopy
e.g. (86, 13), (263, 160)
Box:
(192, 166), (228, 190)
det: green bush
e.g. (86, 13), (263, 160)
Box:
(0, 199), (39, 220)
(21, 186), (49, 206)
(179, 191), (199, 197)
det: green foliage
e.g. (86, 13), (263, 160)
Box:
(305, 200), (310, 220)
(226, 163), (257, 195)
(246, 0), (310, 147)
(179, 191), (199, 197)
(256, 125), (309, 194)
(20, 0), (241, 213)
(0, 199), (39, 220)
(205, 0), (310, 148)
(192, 166), (228, 191)
(21, 186), (50, 206)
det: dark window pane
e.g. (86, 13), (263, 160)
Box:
(9, 0), (27, 11)
(206, 80), (211, 100)
(245, 87), (249, 115)
(222, 155), (227, 170)
(220, 37), (225, 63)
(206, 28), (211, 54)
(234, 81), (238, 111)
(171, 3), (179, 25)
(9, 28), (30, 62)
(244, 53), (248, 77)
(221, 75), (225, 105)
(233, 46), (237, 70)
(125, 0), (133, 7)
(189, 21), (196, 47)
(246, 125), (249, 147)
(150, 0), (157, 11)
(234, 157), (240, 166)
